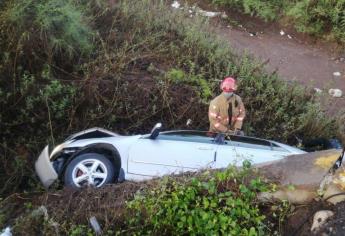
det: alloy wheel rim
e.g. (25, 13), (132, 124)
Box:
(71, 159), (108, 187)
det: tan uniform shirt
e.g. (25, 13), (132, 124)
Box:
(208, 94), (245, 132)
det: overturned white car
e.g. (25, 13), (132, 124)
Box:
(35, 123), (306, 188)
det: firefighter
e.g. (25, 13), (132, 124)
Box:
(208, 77), (245, 134)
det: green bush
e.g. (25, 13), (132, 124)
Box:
(126, 163), (269, 235)
(165, 68), (212, 101)
(212, 0), (282, 21)
(212, 0), (345, 43)
(0, 0), (94, 64)
(286, 0), (345, 41)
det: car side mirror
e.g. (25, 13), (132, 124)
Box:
(149, 123), (162, 139)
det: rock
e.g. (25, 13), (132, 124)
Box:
(258, 188), (316, 204)
(280, 30), (285, 36)
(259, 149), (342, 187)
(323, 165), (345, 204)
(257, 149), (343, 204)
(328, 89), (343, 98)
(323, 183), (345, 204)
(311, 210), (334, 233)
(333, 71), (342, 77)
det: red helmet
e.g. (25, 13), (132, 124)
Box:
(221, 77), (237, 92)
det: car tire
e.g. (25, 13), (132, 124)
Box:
(117, 167), (125, 183)
(64, 153), (115, 188)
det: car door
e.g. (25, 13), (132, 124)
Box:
(127, 131), (217, 177)
(215, 135), (289, 168)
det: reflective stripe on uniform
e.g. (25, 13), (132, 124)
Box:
(209, 112), (218, 118)
(232, 116), (244, 121)
(210, 112), (229, 121)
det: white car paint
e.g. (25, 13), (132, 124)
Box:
(35, 128), (307, 187)
(128, 137), (216, 177)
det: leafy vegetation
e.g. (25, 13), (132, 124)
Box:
(2, 163), (289, 235)
(212, 0), (345, 44)
(126, 162), (269, 235)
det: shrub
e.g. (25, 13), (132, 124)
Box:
(212, 0), (345, 44)
(126, 163), (269, 235)
(286, 0), (345, 42)
(212, 0), (283, 21)
(0, 0), (94, 67)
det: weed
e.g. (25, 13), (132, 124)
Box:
(69, 225), (93, 236)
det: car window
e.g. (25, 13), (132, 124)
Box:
(224, 135), (273, 150)
(156, 131), (217, 144)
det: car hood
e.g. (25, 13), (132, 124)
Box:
(65, 127), (120, 141)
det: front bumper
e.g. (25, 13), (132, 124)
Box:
(35, 145), (58, 188)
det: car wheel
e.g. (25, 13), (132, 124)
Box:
(64, 153), (115, 188)
(117, 168), (125, 183)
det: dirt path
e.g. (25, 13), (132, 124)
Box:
(180, 0), (345, 113)
(218, 23), (345, 91)
(219, 23), (345, 113)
